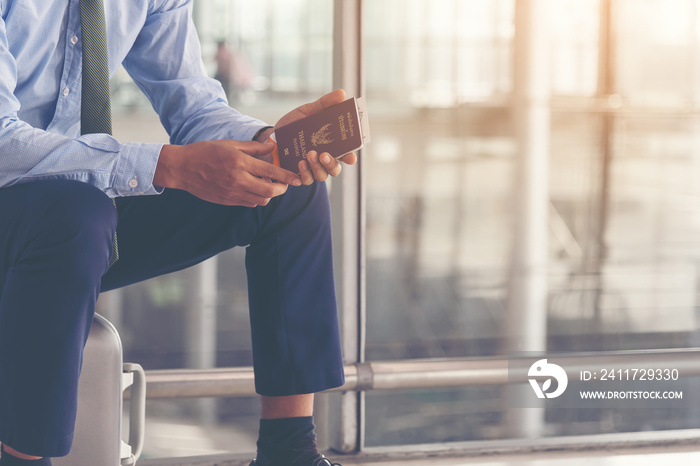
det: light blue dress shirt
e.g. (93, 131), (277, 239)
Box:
(0, 0), (267, 197)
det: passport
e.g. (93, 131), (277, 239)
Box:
(270, 97), (370, 174)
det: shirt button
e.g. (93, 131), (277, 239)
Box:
(70, 35), (79, 45)
(63, 87), (70, 97)
(129, 178), (139, 188)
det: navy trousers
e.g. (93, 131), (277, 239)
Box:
(0, 179), (344, 457)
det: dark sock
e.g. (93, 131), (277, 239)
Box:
(0, 447), (52, 466)
(256, 416), (320, 466)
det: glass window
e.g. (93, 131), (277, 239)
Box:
(616, 0), (698, 106)
(364, 0), (515, 366)
(364, 0), (700, 448)
(550, 0), (600, 96)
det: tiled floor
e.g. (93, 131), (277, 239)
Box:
(137, 416), (700, 466)
(349, 449), (700, 465)
(139, 443), (700, 466)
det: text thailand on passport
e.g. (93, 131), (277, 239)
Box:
(270, 97), (371, 174)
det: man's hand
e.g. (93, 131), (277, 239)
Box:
(154, 139), (302, 207)
(268, 89), (358, 185)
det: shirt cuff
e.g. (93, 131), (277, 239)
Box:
(114, 142), (165, 196)
(235, 121), (270, 143)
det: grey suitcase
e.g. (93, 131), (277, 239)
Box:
(54, 314), (146, 466)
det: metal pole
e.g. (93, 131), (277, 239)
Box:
(330, 0), (365, 454)
(186, 257), (219, 425)
(139, 348), (700, 398)
(506, 0), (551, 439)
(98, 288), (124, 333)
(591, 0), (614, 334)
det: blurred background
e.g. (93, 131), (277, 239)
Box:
(102, 0), (700, 459)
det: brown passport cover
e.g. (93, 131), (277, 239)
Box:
(273, 97), (367, 174)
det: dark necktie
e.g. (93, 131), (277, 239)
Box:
(80, 0), (118, 265)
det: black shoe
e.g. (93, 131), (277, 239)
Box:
(249, 454), (342, 466)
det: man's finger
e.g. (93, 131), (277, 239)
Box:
(318, 88), (347, 107)
(338, 152), (357, 165)
(242, 173), (290, 199)
(320, 152), (342, 177)
(236, 140), (276, 157)
(237, 192), (271, 207)
(298, 160), (316, 185)
(297, 89), (347, 117)
(249, 157), (302, 186)
(307, 151), (329, 182)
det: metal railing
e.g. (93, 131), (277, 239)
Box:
(139, 348), (700, 399)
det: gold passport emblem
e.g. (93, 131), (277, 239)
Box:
(311, 123), (335, 147)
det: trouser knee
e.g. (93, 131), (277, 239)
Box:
(21, 180), (117, 277)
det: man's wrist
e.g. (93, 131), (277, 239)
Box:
(154, 144), (183, 190)
(253, 125), (274, 142)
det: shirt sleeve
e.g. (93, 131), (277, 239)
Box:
(122, 0), (269, 146)
(0, 13), (164, 198)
